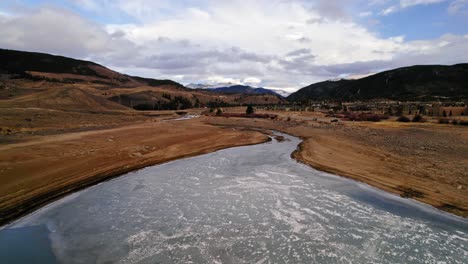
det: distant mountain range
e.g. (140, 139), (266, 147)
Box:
(288, 64), (468, 102)
(188, 83), (285, 97)
(208, 85), (282, 97)
(186, 83), (237, 89)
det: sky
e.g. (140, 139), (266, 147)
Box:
(0, 0), (467, 93)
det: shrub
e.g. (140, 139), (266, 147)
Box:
(411, 114), (425, 123)
(216, 108), (223, 116)
(438, 118), (450, 124)
(344, 112), (385, 122)
(209, 108), (214, 113)
(246, 105), (254, 115)
(396, 116), (410, 122)
(451, 119), (468, 126)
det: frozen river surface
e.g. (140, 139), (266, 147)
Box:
(2, 133), (467, 263)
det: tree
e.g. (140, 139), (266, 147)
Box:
(246, 105), (254, 115)
(216, 108), (223, 116)
(388, 107), (393, 116)
(449, 110), (453, 117)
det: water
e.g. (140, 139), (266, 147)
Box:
(1, 133), (467, 263)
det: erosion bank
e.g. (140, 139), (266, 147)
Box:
(0, 118), (269, 226)
(206, 116), (468, 217)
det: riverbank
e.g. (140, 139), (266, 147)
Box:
(206, 112), (468, 217)
(0, 116), (269, 226)
(1, 108), (467, 225)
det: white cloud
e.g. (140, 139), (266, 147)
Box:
(243, 77), (262, 85)
(0, 7), (136, 59)
(381, 5), (398, 15)
(359, 11), (373, 17)
(204, 76), (242, 85)
(0, 1), (467, 93)
(400, 0), (447, 8)
(381, 0), (448, 15)
(448, 0), (468, 14)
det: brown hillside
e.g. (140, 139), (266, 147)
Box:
(0, 86), (130, 112)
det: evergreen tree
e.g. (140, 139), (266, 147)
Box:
(246, 105), (254, 115)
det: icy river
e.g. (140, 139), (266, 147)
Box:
(1, 133), (467, 263)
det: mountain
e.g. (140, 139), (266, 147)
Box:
(208, 85), (282, 97)
(188, 83), (286, 97)
(288, 64), (468, 102)
(186, 83), (238, 89)
(0, 49), (285, 111)
(0, 48), (181, 88)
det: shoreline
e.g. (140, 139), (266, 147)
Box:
(0, 119), (270, 226)
(205, 115), (468, 218)
(1, 114), (467, 225)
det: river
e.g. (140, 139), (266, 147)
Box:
(1, 133), (467, 263)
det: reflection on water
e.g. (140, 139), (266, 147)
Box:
(2, 133), (467, 263)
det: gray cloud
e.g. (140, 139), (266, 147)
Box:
(286, 48), (313, 57)
(0, 7), (135, 57)
(0, 3), (467, 91)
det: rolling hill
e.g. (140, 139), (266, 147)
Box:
(0, 87), (130, 112)
(0, 49), (285, 111)
(288, 64), (468, 102)
(0, 48), (179, 88)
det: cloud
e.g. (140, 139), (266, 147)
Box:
(381, 0), (448, 15)
(0, 7), (136, 60)
(448, 0), (468, 14)
(400, 0), (447, 8)
(0, 1), (467, 92)
(359, 11), (373, 17)
(381, 5), (399, 15)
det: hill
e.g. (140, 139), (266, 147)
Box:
(288, 64), (468, 102)
(0, 48), (185, 88)
(0, 49), (285, 111)
(0, 87), (130, 112)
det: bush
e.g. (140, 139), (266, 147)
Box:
(246, 105), (254, 115)
(344, 112), (385, 122)
(411, 114), (425, 123)
(209, 108), (214, 113)
(216, 108), (223, 116)
(451, 119), (468, 126)
(220, 113), (278, 119)
(438, 118), (450, 124)
(396, 116), (410, 122)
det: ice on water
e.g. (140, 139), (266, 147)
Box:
(11, 134), (468, 263)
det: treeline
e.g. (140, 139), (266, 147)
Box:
(134, 96), (193, 110)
